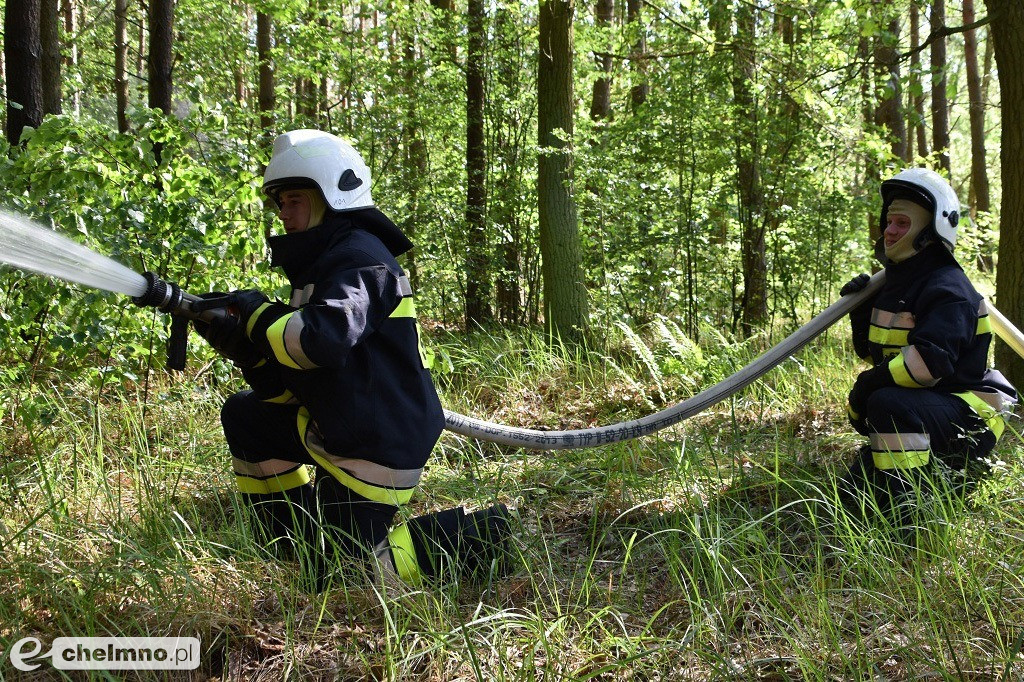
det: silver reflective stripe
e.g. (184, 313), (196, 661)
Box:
(304, 425), (423, 488)
(373, 538), (398, 582)
(232, 457), (302, 478)
(893, 312), (915, 329)
(978, 299), (989, 316)
(971, 389), (1011, 414)
(870, 308), (894, 327)
(902, 345), (938, 386)
(283, 312), (318, 369)
(398, 274), (413, 298)
(871, 432), (931, 452)
(289, 284), (315, 307)
(870, 308), (915, 329)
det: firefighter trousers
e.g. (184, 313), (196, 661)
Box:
(220, 390), (510, 589)
(839, 386), (998, 525)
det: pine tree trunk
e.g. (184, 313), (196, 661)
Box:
(964, 0), (989, 216)
(965, 0), (993, 270)
(589, 0), (613, 121)
(62, 0), (80, 115)
(930, 0), (951, 174)
(40, 0), (61, 115)
(874, 16), (907, 161)
(257, 12), (275, 133)
(4, 0), (43, 146)
(494, 6), (524, 324)
(465, 0), (491, 328)
(989, 0), (1024, 388)
(626, 0), (648, 111)
(147, 0), (173, 114)
(401, 27), (425, 291)
(910, 3), (929, 158)
(733, 2), (767, 335)
(538, 0), (588, 341)
(115, 0), (130, 133)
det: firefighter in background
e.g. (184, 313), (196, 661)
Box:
(194, 129), (511, 589)
(838, 168), (1017, 525)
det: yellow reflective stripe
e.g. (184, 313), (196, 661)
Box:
(977, 316), (992, 335)
(387, 523), (422, 584)
(869, 325), (909, 347)
(847, 403), (860, 421)
(953, 391), (1005, 440)
(262, 389), (296, 404)
(306, 451), (416, 505)
(389, 297), (434, 370)
(390, 297), (416, 318)
(873, 449), (930, 470)
(296, 410), (416, 505)
(266, 312), (304, 370)
(235, 465), (311, 495)
(246, 302), (273, 337)
(888, 354), (921, 388)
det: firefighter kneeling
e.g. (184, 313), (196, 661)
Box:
(838, 168), (1017, 529)
(193, 129), (513, 589)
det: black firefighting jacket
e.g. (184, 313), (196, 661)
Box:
(848, 243), (1017, 427)
(240, 208), (445, 473)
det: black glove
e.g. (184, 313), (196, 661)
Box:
(228, 289), (271, 332)
(840, 273), (870, 297)
(847, 365), (896, 426)
(847, 371), (871, 421)
(192, 293), (263, 368)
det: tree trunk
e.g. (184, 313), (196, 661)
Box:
(989, 0), (1024, 388)
(589, 0), (613, 121)
(62, 0), (80, 115)
(964, 0), (989, 217)
(930, 0), (951, 174)
(147, 0), (173, 114)
(137, 14), (146, 79)
(233, 1), (247, 105)
(733, 2), (767, 335)
(257, 12), (275, 133)
(857, 27), (882, 250)
(431, 0), (458, 63)
(401, 27), (425, 291)
(40, 0), (61, 115)
(538, 0), (588, 341)
(910, 3), (929, 159)
(465, 0), (491, 328)
(626, 0), (648, 111)
(4, 0), (44, 146)
(494, 6), (525, 325)
(115, 0), (130, 132)
(874, 15), (906, 161)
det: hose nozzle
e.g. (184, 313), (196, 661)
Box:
(132, 271), (228, 323)
(132, 271), (185, 314)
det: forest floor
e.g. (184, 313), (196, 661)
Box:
(1, 326), (1022, 681)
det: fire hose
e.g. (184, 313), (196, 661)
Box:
(2, 209), (1022, 450)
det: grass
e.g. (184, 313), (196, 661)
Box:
(1, 322), (1022, 680)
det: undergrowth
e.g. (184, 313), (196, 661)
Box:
(1, 322), (1022, 680)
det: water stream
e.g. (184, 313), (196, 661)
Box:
(0, 209), (147, 297)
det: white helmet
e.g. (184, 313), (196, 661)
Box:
(263, 129), (373, 212)
(879, 167), (961, 249)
